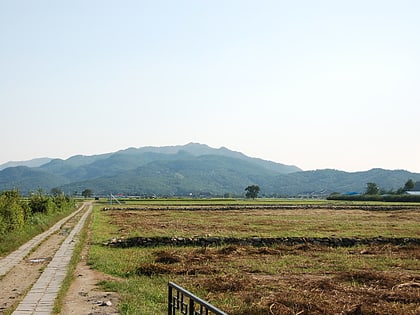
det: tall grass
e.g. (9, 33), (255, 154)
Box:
(0, 206), (78, 256)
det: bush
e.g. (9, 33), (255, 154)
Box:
(0, 189), (76, 236)
(0, 190), (26, 234)
(29, 190), (52, 214)
(52, 194), (73, 211)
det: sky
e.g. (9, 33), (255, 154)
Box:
(1, 0), (419, 173)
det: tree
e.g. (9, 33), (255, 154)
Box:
(81, 189), (93, 198)
(245, 185), (260, 199)
(403, 179), (415, 191)
(396, 179), (415, 194)
(29, 189), (51, 214)
(0, 190), (27, 233)
(365, 182), (379, 195)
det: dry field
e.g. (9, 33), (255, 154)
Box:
(89, 204), (420, 314)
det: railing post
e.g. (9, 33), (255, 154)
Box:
(168, 284), (173, 315)
(168, 282), (227, 315)
(189, 298), (194, 315)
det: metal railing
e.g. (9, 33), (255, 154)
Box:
(168, 282), (228, 315)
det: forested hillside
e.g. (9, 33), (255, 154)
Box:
(1, 143), (419, 197)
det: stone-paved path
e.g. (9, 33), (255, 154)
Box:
(0, 202), (92, 315)
(0, 204), (87, 278)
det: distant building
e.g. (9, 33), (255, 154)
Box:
(406, 191), (420, 195)
(408, 181), (420, 195)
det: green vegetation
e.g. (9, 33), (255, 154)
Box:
(0, 190), (28, 234)
(328, 193), (420, 202)
(87, 201), (420, 314)
(81, 188), (93, 198)
(328, 179), (420, 202)
(366, 182), (380, 195)
(0, 190), (76, 255)
(244, 185), (260, 199)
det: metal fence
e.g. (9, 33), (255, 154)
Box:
(168, 282), (228, 315)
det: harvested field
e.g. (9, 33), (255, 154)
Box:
(105, 207), (420, 238)
(128, 244), (420, 314)
(90, 204), (420, 314)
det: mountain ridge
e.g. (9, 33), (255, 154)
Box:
(1, 143), (419, 196)
(0, 157), (53, 171)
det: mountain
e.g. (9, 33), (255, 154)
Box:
(59, 154), (278, 196)
(0, 166), (65, 192)
(36, 143), (300, 183)
(0, 158), (52, 171)
(1, 143), (419, 196)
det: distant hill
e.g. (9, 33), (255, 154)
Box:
(59, 154), (279, 196)
(0, 166), (65, 192)
(265, 168), (420, 196)
(35, 143), (300, 183)
(1, 143), (419, 196)
(0, 157), (52, 170)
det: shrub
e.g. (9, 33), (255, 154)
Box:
(0, 190), (26, 234)
(29, 190), (52, 214)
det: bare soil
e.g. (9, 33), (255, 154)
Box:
(60, 242), (120, 315)
(60, 209), (120, 315)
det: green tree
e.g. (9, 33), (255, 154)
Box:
(52, 194), (73, 210)
(0, 190), (27, 233)
(29, 189), (51, 214)
(81, 189), (93, 198)
(396, 179), (415, 194)
(245, 185), (260, 199)
(365, 182), (379, 195)
(403, 179), (415, 191)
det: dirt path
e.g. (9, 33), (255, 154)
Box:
(60, 216), (120, 315)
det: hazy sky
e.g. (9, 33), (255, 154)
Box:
(1, 1), (419, 172)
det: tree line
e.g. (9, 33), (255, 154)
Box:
(328, 179), (420, 202)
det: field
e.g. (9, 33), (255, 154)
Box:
(88, 200), (420, 314)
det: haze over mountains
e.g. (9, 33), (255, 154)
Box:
(0, 158), (53, 171)
(1, 143), (419, 197)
